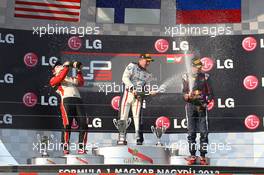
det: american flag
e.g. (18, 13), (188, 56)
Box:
(14, 0), (81, 22)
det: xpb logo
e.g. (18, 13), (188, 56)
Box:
(23, 92), (38, 107)
(244, 115), (260, 130)
(68, 36), (82, 50)
(155, 39), (169, 53)
(242, 37), (257, 51)
(24, 53), (38, 67)
(243, 75), (258, 90)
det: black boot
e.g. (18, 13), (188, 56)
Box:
(136, 130), (144, 145)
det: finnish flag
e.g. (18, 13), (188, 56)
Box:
(96, 0), (161, 24)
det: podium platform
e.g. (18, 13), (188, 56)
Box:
(28, 153), (104, 165)
(27, 157), (65, 165)
(94, 145), (174, 165)
(64, 154), (104, 165)
(27, 145), (212, 166)
(170, 155), (210, 165)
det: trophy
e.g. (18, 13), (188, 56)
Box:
(151, 125), (167, 146)
(113, 118), (132, 145)
(37, 134), (53, 157)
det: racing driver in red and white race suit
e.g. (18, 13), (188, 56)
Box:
(50, 61), (88, 155)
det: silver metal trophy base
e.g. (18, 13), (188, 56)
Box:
(94, 145), (172, 165)
(27, 157), (66, 165)
(64, 154), (104, 165)
(170, 156), (211, 165)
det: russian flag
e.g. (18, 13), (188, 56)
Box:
(96, 0), (161, 24)
(176, 0), (241, 24)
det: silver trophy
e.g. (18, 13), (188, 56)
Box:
(37, 134), (53, 157)
(113, 118), (132, 145)
(151, 125), (167, 146)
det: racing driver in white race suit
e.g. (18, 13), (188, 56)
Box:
(119, 54), (155, 145)
(50, 61), (88, 155)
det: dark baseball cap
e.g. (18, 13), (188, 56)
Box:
(192, 57), (203, 68)
(139, 54), (154, 62)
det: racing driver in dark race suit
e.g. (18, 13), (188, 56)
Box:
(182, 57), (214, 165)
(50, 61), (88, 155)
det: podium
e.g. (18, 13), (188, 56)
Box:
(94, 145), (174, 165)
(28, 145), (206, 165)
(27, 157), (65, 165)
(170, 155), (210, 165)
(64, 154), (104, 165)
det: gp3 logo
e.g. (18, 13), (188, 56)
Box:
(82, 60), (112, 81)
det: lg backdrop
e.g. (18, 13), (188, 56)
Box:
(0, 28), (264, 133)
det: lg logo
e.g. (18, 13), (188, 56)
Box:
(216, 59), (233, 69)
(217, 98), (235, 108)
(88, 118), (102, 128)
(243, 75), (258, 90)
(244, 115), (260, 130)
(201, 57), (233, 72)
(68, 36), (82, 50)
(0, 73), (14, 84)
(68, 36), (102, 50)
(85, 39), (102, 50)
(24, 52), (58, 67)
(41, 96), (58, 106)
(242, 37), (264, 51)
(242, 37), (257, 51)
(172, 41), (189, 51)
(201, 57), (214, 72)
(154, 39), (189, 53)
(23, 92), (38, 107)
(0, 33), (15, 44)
(0, 114), (12, 125)
(67, 117), (102, 129)
(207, 99), (215, 111)
(155, 116), (171, 129)
(23, 93), (59, 107)
(155, 39), (169, 53)
(243, 75), (264, 90)
(174, 118), (187, 129)
(41, 56), (58, 66)
(24, 53), (38, 67)
(111, 96), (120, 111)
